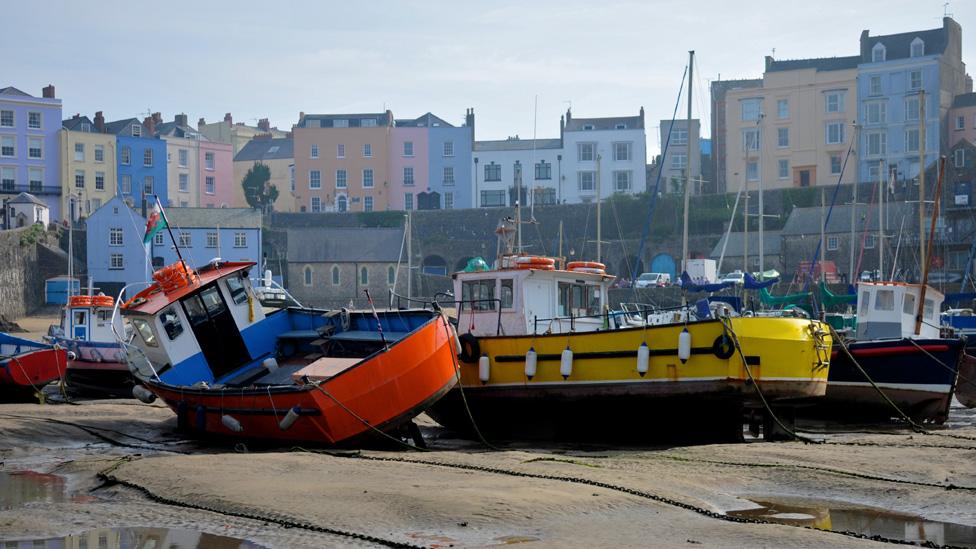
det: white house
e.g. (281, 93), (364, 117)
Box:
(5, 192), (49, 228)
(560, 108), (647, 203)
(472, 137), (564, 207)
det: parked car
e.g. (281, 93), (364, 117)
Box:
(859, 269), (881, 283)
(635, 272), (671, 288)
(721, 271), (745, 285)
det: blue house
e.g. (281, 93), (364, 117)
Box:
(86, 196), (262, 298)
(105, 118), (168, 208)
(856, 17), (970, 185)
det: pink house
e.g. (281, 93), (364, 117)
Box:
(198, 140), (235, 207)
(949, 93), (976, 149)
(389, 121), (429, 211)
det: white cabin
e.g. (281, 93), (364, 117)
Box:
(60, 296), (121, 343)
(855, 282), (943, 340)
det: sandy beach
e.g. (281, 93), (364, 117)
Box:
(1, 397), (975, 548)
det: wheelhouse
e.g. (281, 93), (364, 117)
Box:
(855, 282), (943, 340)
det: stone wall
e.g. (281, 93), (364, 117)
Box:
(0, 227), (63, 318)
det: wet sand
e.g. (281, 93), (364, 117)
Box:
(1, 399), (975, 547)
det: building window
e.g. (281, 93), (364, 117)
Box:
(825, 122), (845, 145)
(364, 196), (373, 212)
(743, 129), (759, 151)
(671, 153), (687, 170)
(306, 266), (314, 287)
(94, 145), (104, 163)
(28, 167), (42, 192)
(309, 170), (321, 189)
(361, 118), (377, 128)
(869, 76), (882, 96)
(28, 111), (41, 129)
(332, 119), (348, 128)
(866, 131), (886, 156)
(336, 169), (347, 188)
(205, 152), (215, 170)
(363, 143), (372, 158)
(337, 144), (345, 158)
(443, 141), (454, 157)
(613, 142), (632, 161)
(0, 136), (13, 157)
(206, 232), (218, 248)
(613, 170), (632, 191)
(443, 166), (455, 185)
(234, 232), (246, 248)
(905, 96), (920, 122)
(0, 110), (13, 127)
(140, 148), (151, 167)
(74, 142), (84, 161)
(746, 161), (758, 182)
(310, 144), (319, 159)
(905, 128), (920, 153)
(865, 101), (886, 124)
(388, 266), (396, 285)
(179, 232), (191, 247)
(311, 196), (322, 212)
(957, 116), (966, 130)
(825, 91), (844, 113)
(741, 98), (761, 121)
(121, 146), (130, 165)
(484, 162), (501, 181)
(535, 160), (551, 180)
(331, 266), (339, 285)
(480, 190), (506, 207)
(360, 266), (368, 285)
(872, 43), (885, 63)
(363, 168), (374, 188)
(671, 129), (688, 146)
(75, 170), (85, 188)
(404, 193), (413, 210)
(777, 159), (789, 180)
(0, 167), (13, 190)
(827, 236), (839, 251)
(109, 227), (123, 246)
(95, 172), (105, 190)
(110, 254), (124, 270)
(403, 166), (414, 186)
(205, 176), (215, 194)
(178, 149), (188, 167)
(578, 171), (595, 192)
(954, 148), (966, 168)
(179, 173), (188, 192)
(776, 99), (789, 119)
(336, 195), (346, 212)
(131, 123), (142, 137)
(777, 127), (789, 148)
(909, 70), (922, 91)
(830, 154), (842, 175)
(403, 141), (413, 156)
(28, 137), (42, 159)
(867, 164), (880, 182)
(120, 174), (131, 194)
(444, 192), (454, 209)
(910, 38), (924, 58)
(290, 165), (295, 191)
(577, 142), (595, 162)
(90, 198), (101, 212)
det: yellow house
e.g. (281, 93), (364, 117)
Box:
(60, 113), (117, 219)
(232, 137), (295, 211)
(199, 113), (288, 155)
(725, 56), (858, 192)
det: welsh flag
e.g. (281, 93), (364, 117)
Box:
(143, 201), (168, 245)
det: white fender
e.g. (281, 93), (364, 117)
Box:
(560, 347), (573, 379)
(478, 354), (491, 384)
(132, 385), (156, 404)
(678, 328), (692, 364)
(279, 405), (301, 431)
(263, 357), (279, 371)
(524, 347), (537, 380)
(221, 414), (244, 432)
(637, 342), (649, 377)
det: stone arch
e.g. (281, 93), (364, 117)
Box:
(422, 254), (448, 276)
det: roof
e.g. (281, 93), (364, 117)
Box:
(709, 231), (781, 258)
(155, 122), (206, 140)
(8, 192), (46, 206)
(165, 207), (263, 229)
(287, 227), (404, 263)
(0, 86), (31, 97)
(297, 112), (393, 129)
(953, 93), (976, 109)
(781, 202), (915, 236)
(104, 118), (147, 136)
(395, 113), (454, 128)
(565, 114), (644, 131)
(121, 261), (255, 316)
(474, 138), (562, 152)
(766, 56), (860, 73)
(860, 20), (951, 62)
(234, 138), (294, 162)
(62, 116), (94, 132)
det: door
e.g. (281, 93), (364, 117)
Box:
(181, 284), (251, 379)
(71, 309), (88, 340)
(799, 170), (811, 187)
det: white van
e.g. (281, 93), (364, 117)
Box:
(635, 272), (671, 288)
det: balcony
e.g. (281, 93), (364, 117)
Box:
(0, 184), (61, 196)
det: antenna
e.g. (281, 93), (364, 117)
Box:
(944, 1), (952, 17)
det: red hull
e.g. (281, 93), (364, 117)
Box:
(145, 317), (459, 445)
(0, 348), (67, 392)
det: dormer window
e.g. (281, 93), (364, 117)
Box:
(872, 43), (886, 63)
(910, 38), (924, 58)
(582, 124), (595, 130)
(615, 123), (627, 130)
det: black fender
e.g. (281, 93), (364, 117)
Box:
(458, 333), (481, 363)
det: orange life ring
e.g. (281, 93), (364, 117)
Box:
(67, 295), (92, 308)
(567, 261), (606, 271)
(517, 263), (555, 270)
(515, 256), (555, 266)
(92, 295), (115, 308)
(570, 266), (606, 275)
(152, 261), (199, 294)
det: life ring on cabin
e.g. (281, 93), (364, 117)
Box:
(67, 295), (93, 308)
(92, 295), (114, 308)
(712, 334), (735, 360)
(567, 261), (606, 271)
(517, 263), (555, 271)
(458, 333), (481, 363)
(515, 256), (555, 266)
(152, 262), (198, 294)
(570, 266), (606, 275)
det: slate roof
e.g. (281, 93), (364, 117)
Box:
(0, 86), (31, 97)
(766, 56), (860, 73)
(234, 138), (294, 162)
(104, 118), (145, 136)
(287, 227), (404, 263)
(860, 22), (949, 62)
(709, 231), (781, 258)
(8, 192), (46, 206)
(781, 203), (916, 236)
(165, 207), (262, 229)
(62, 116), (94, 132)
(474, 138), (562, 152)
(297, 112), (393, 129)
(953, 93), (976, 109)
(155, 121), (206, 139)
(396, 113), (454, 128)
(565, 115), (643, 131)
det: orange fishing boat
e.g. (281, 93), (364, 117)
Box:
(0, 333), (67, 400)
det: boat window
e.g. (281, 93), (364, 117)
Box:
(859, 292), (871, 315)
(131, 318), (158, 347)
(903, 293), (916, 315)
(559, 282), (600, 317)
(96, 310), (112, 323)
(924, 299), (935, 319)
(200, 286), (227, 317)
(461, 279), (495, 311)
(182, 295), (209, 326)
(226, 276), (248, 305)
(500, 279), (514, 309)
(73, 310), (86, 326)
(874, 289), (894, 311)
(160, 306), (184, 340)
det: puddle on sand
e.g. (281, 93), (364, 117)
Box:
(5, 527), (265, 548)
(0, 471), (67, 510)
(729, 498), (976, 548)
(495, 535), (541, 544)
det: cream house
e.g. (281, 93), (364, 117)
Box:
(233, 137), (295, 211)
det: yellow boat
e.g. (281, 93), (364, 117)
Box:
(427, 255), (832, 441)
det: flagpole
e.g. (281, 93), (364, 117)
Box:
(155, 195), (189, 269)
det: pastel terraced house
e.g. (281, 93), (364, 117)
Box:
(233, 137), (294, 211)
(0, 85), (62, 222)
(61, 112), (117, 219)
(198, 113), (288, 155)
(389, 118), (429, 211)
(198, 138), (235, 208)
(104, 116), (168, 209)
(155, 113), (236, 208)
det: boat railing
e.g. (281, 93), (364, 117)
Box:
(388, 289), (503, 336)
(109, 282), (162, 382)
(249, 276), (304, 309)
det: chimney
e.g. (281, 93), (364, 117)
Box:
(639, 106), (644, 122)
(42, 85), (55, 99)
(175, 113), (188, 127)
(152, 112), (162, 124)
(764, 55), (774, 72)
(198, 117), (206, 130)
(258, 118), (270, 131)
(94, 111), (105, 133)
(224, 112), (233, 124)
(465, 108), (475, 132)
(143, 116), (156, 136)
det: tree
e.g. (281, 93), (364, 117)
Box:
(241, 162), (279, 213)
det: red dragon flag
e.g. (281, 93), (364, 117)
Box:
(143, 200), (168, 245)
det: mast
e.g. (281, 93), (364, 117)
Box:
(757, 113), (765, 280)
(879, 160), (885, 279)
(681, 50), (694, 275)
(515, 161), (522, 253)
(596, 153), (602, 263)
(820, 189), (826, 283)
(743, 179), (749, 272)
(406, 211), (412, 299)
(67, 196), (73, 298)
(531, 94), (538, 220)
(849, 180), (857, 283)
(918, 89), (926, 282)
(558, 220), (564, 264)
(915, 156), (945, 335)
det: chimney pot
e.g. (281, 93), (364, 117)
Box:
(258, 118), (270, 131)
(42, 85), (55, 99)
(143, 116), (156, 136)
(94, 111), (105, 133)
(175, 113), (188, 127)
(224, 112), (233, 124)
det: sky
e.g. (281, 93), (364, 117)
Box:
(4, 0), (974, 160)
